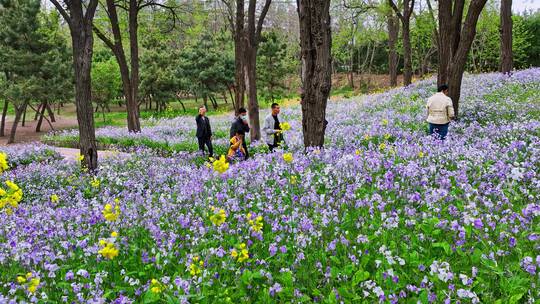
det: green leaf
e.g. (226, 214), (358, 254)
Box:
(509, 293), (524, 304)
(352, 269), (370, 286)
(433, 242), (452, 255)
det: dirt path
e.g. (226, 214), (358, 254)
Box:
(0, 115), (78, 145)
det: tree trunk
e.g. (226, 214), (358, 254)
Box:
(127, 0), (141, 132)
(7, 104), (25, 144)
(245, 45), (261, 141)
(46, 103), (55, 122)
(234, 0), (246, 114)
(36, 101), (47, 132)
(21, 104), (27, 127)
(298, 0), (332, 148)
(0, 100), (8, 137)
(440, 0), (487, 117)
(388, 13), (399, 87)
(499, 0), (512, 73)
(34, 102), (43, 120)
(69, 3), (99, 170)
(402, 20), (412, 86)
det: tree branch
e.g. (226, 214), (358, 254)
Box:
(255, 0), (272, 43)
(388, 0), (404, 21)
(49, 0), (73, 29)
(93, 26), (116, 53)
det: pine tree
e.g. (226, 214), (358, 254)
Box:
(0, 0), (48, 143)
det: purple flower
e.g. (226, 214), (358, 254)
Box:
(269, 283), (282, 297)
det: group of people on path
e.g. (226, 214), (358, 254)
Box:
(195, 83), (455, 162)
(195, 103), (285, 162)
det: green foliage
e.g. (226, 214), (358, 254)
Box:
(176, 34), (235, 104)
(520, 11), (540, 68)
(92, 58), (122, 108)
(256, 31), (294, 103)
(0, 0), (71, 109)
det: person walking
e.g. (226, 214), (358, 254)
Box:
(262, 103), (284, 152)
(426, 84), (455, 140)
(230, 108), (250, 159)
(196, 106), (213, 158)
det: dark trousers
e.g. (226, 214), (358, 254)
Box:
(268, 143), (278, 152)
(197, 137), (213, 157)
(429, 123), (449, 140)
(242, 141), (249, 160)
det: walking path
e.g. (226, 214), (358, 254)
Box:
(53, 147), (130, 161)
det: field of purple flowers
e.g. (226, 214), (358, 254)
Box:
(1, 69), (540, 303)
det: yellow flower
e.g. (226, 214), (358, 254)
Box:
(27, 278), (40, 293)
(382, 119), (389, 126)
(379, 143), (387, 151)
(111, 231), (118, 237)
(26, 272), (32, 279)
(355, 149), (362, 156)
(102, 203), (120, 222)
(0, 181), (23, 215)
(91, 178), (100, 188)
(17, 276), (26, 284)
(150, 279), (164, 293)
(363, 134), (371, 141)
(290, 175), (297, 185)
(98, 241), (119, 260)
(283, 153), (293, 163)
(231, 243), (250, 262)
(188, 256), (203, 277)
(384, 133), (391, 140)
(212, 155), (229, 174)
(209, 208), (226, 226)
(418, 151), (425, 158)
(50, 194), (59, 203)
(77, 154), (84, 162)
(5, 180), (19, 191)
(238, 249), (249, 262)
(279, 122), (291, 131)
(0, 152), (9, 174)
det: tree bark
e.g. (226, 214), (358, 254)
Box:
(36, 101), (47, 132)
(499, 0), (512, 73)
(51, 0), (99, 170)
(94, 0), (141, 133)
(402, 20), (412, 85)
(439, 0), (488, 117)
(21, 104), (27, 127)
(7, 104), (25, 144)
(46, 103), (55, 122)
(233, 0), (246, 114)
(0, 100), (8, 137)
(298, 0), (332, 148)
(387, 12), (399, 87)
(127, 0), (141, 132)
(389, 0), (414, 86)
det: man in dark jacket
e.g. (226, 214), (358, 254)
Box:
(196, 106), (213, 158)
(230, 107), (250, 159)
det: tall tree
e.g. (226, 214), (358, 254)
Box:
(93, 0), (177, 132)
(0, 0), (40, 144)
(50, 0), (99, 170)
(437, 0), (488, 118)
(387, 11), (399, 86)
(389, 0), (414, 86)
(222, 0), (272, 141)
(499, 0), (512, 73)
(297, 0), (332, 148)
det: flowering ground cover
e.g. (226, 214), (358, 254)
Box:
(1, 69), (540, 303)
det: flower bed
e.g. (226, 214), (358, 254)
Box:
(1, 69), (539, 303)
